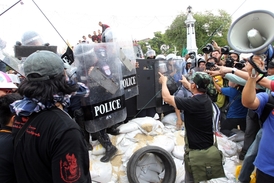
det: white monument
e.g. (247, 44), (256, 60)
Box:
(184, 6), (198, 55)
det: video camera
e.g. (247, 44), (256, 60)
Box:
(221, 46), (230, 54)
(225, 56), (246, 70)
(205, 62), (215, 70)
(234, 60), (246, 70)
(224, 55), (234, 67)
(202, 43), (214, 54)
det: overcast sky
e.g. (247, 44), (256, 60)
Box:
(0, 0), (273, 54)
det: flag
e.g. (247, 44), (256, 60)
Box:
(182, 46), (188, 57)
(61, 46), (74, 65)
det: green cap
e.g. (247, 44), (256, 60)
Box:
(24, 50), (64, 81)
(189, 72), (211, 91)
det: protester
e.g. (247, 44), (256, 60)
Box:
(10, 50), (91, 182)
(99, 21), (110, 33)
(213, 58), (273, 91)
(214, 79), (247, 138)
(91, 31), (100, 43)
(207, 57), (227, 109)
(241, 55), (274, 182)
(159, 71), (214, 182)
(237, 57), (274, 182)
(0, 72), (21, 183)
(97, 29), (102, 42)
(0, 71), (18, 97)
(0, 93), (22, 183)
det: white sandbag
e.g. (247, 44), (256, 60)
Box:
(108, 173), (118, 183)
(138, 168), (160, 183)
(137, 153), (164, 173)
(91, 143), (105, 155)
(119, 175), (130, 183)
(172, 145), (185, 160)
(138, 179), (150, 183)
(173, 157), (185, 183)
(164, 124), (177, 132)
(117, 133), (138, 148)
(121, 143), (139, 167)
(124, 129), (143, 140)
(206, 177), (230, 183)
(158, 170), (165, 179)
(216, 136), (238, 157)
(130, 117), (162, 135)
(152, 122), (166, 135)
(154, 113), (160, 120)
(90, 159), (112, 183)
(222, 156), (240, 180)
(161, 112), (177, 126)
(118, 121), (140, 134)
(174, 130), (185, 146)
(147, 134), (175, 153)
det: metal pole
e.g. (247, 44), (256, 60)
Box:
(0, 0), (22, 17)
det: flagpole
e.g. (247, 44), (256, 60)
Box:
(0, 0), (22, 17)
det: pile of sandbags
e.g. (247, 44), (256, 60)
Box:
(89, 113), (243, 183)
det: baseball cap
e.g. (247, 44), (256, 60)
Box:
(24, 50), (64, 81)
(189, 72), (210, 91)
(0, 71), (18, 89)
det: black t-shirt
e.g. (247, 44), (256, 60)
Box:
(175, 94), (214, 149)
(0, 126), (16, 183)
(13, 108), (91, 183)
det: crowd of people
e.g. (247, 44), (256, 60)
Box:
(1, 23), (274, 182)
(144, 38), (274, 182)
(78, 21), (110, 44)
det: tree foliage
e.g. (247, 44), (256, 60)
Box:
(143, 10), (232, 56)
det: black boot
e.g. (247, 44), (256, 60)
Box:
(106, 123), (121, 136)
(97, 130), (118, 162)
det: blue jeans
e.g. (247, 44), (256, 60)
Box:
(238, 129), (262, 183)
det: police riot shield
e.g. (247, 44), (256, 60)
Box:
(73, 42), (126, 133)
(0, 49), (25, 76)
(119, 42), (138, 100)
(103, 28), (138, 100)
(155, 58), (183, 114)
(136, 59), (156, 110)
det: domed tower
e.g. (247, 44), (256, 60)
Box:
(184, 6), (198, 55)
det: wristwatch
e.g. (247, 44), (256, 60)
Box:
(231, 68), (237, 74)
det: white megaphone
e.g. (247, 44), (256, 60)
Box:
(228, 10), (274, 55)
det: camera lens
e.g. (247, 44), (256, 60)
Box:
(202, 44), (213, 54)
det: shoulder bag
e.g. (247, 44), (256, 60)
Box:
(184, 127), (226, 182)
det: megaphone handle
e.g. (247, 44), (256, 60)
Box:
(248, 56), (267, 75)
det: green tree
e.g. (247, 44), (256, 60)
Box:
(138, 32), (167, 56)
(145, 10), (232, 56)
